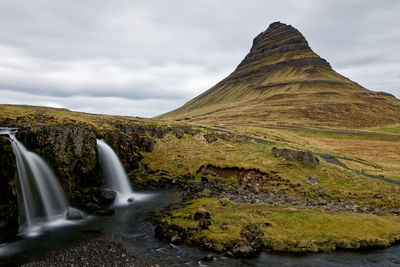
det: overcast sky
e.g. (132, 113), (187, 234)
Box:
(0, 0), (399, 117)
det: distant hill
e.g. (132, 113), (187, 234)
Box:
(159, 22), (400, 128)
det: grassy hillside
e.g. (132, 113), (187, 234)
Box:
(158, 22), (400, 129)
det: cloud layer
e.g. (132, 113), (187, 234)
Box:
(0, 0), (399, 117)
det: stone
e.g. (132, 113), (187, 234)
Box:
(66, 207), (84, 220)
(201, 254), (214, 261)
(203, 134), (217, 143)
(219, 199), (229, 206)
(201, 175), (209, 183)
(83, 202), (102, 214)
(198, 218), (212, 230)
(194, 208), (211, 220)
(272, 147), (319, 167)
(174, 128), (184, 139)
(99, 189), (117, 205)
(232, 243), (256, 258)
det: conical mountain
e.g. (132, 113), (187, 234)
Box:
(159, 22), (400, 128)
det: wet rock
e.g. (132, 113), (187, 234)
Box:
(232, 243), (256, 258)
(99, 189), (117, 205)
(203, 134), (217, 143)
(201, 254), (214, 261)
(83, 202), (102, 214)
(66, 207), (84, 220)
(154, 222), (186, 245)
(200, 238), (213, 249)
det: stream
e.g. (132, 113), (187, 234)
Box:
(1, 190), (400, 266)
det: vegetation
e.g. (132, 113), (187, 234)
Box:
(161, 197), (400, 253)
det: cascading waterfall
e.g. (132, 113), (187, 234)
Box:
(0, 128), (73, 237)
(96, 139), (136, 205)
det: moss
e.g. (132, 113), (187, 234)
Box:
(160, 198), (400, 253)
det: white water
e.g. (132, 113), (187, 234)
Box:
(0, 128), (73, 237)
(96, 139), (139, 205)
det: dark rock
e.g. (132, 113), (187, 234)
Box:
(83, 202), (102, 214)
(201, 175), (209, 183)
(232, 243), (256, 258)
(194, 208), (211, 220)
(174, 128), (184, 139)
(302, 152), (319, 168)
(201, 254), (214, 261)
(127, 197), (134, 203)
(66, 207), (84, 220)
(240, 221), (264, 248)
(272, 147), (319, 167)
(264, 222), (272, 227)
(204, 134), (217, 143)
(198, 218), (212, 230)
(219, 199), (229, 206)
(99, 189), (117, 205)
(200, 238), (213, 249)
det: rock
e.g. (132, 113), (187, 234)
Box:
(174, 128), (184, 139)
(264, 222), (272, 227)
(198, 218), (212, 230)
(202, 188), (212, 195)
(302, 152), (319, 168)
(99, 189), (117, 205)
(200, 238), (213, 249)
(83, 202), (102, 214)
(272, 147), (319, 167)
(219, 199), (229, 206)
(66, 207), (84, 220)
(203, 134), (217, 143)
(201, 254), (214, 261)
(201, 175), (209, 183)
(232, 243), (256, 258)
(194, 208), (211, 220)
(240, 221), (264, 247)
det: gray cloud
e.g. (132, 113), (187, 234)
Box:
(0, 0), (399, 117)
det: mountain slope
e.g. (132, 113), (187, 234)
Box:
(159, 22), (400, 128)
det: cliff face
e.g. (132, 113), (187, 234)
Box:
(159, 22), (400, 128)
(0, 120), (161, 228)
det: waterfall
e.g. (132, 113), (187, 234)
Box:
(0, 128), (73, 237)
(96, 139), (135, 205)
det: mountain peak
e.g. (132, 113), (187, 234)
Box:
(159, 22), (400, 128)
(237, 21), (328, 69)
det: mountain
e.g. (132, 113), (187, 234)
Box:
(159, 22), (400, 128)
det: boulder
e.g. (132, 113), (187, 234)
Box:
(99, 189), (117, 205)
(203, 134), (217, 143)
(272, 147), (319, 167)
(66, 207), (84, 220)
(232, 243), (256, 257)
(194, 208), (211, 220)
(174, 128), (184, 139)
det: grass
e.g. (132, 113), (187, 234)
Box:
(141, 130), (400, 209)
(164, 197), (400, 252)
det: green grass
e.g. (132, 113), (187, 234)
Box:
(164, 198), (400, 252)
